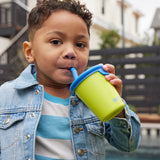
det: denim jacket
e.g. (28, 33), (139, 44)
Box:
(0, 64), (140, 160)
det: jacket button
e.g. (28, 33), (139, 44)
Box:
(71, 100), (78, 106)
(74, 126), (83, 133)
(74, 126), (80, 133)
(78, 149), (87, 156)
(35, 90), (39, 95)
(26, 134), (31, 140)
(30, 113), (35, 118)
(120, 121), (125, 125)
(4, 115), (10, 124)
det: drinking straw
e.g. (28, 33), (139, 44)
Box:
(70, 67), (78, 80)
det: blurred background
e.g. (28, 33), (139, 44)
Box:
(0, 0), (160, 159)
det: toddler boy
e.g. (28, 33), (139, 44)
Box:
(0, 0), (140, 160)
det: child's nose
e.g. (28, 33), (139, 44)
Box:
(63, 47), (77, 59)
(65, 54), (76, 59)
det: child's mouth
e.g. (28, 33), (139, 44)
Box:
(61, 67), (73, 73)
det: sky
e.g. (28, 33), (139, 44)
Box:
(127, 0), (160, 37)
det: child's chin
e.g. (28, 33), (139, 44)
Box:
(61, 78), (74, 85)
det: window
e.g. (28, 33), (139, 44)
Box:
(102, 0), (105, 15)
(0, 3), (12, 26)
(135, 16), (138, 33)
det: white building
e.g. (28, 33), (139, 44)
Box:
(82, 0), (143, 49)
(0, 0), (143, 55)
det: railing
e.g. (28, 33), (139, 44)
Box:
(141, 123), (160, 137)
(0, 25), (28, 84)
(105, 122), (160, 159)
(89, 46), (160, 113)
(105, 124), (160, 159)
(0, 0), (29, 84)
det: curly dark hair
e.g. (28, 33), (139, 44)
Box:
(28, 0), (93, 40)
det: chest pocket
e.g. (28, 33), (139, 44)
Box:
(86, 121), (105, 156)
(0, 112), (25, 152)
(0, 112), (25, 129)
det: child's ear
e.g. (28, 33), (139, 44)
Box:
(23, 41), (35, 63)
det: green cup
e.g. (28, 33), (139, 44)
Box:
(70, 64), (125, 122)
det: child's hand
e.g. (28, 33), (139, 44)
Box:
(102, 64), (122, 97)
(103, 64), (125, 118)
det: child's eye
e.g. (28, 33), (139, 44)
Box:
(50, 40), (62, 45)
(76, 42), (86, 48)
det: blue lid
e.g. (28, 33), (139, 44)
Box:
(69, 64), (109, 94)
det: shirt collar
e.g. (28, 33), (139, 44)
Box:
(14, 64), (39, 89)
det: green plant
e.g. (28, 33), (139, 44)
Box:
(99, 30), (120, 49)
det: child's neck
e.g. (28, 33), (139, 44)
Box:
(36, 73), (71, 99)
(44, 85), (71, 100)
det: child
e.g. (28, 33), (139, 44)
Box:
(0, 0), (140, 160)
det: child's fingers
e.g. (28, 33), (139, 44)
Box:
(105, 73), (117, 81)
(105, 74), (122, 96)
(103, 64), (115, 74)
(105, 74), (122, 86)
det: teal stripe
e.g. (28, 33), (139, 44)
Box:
(35, 154), (74, 160)
(35, 155), (55, 160)
(44, 91), (70, 106)
(36, 115), (71, 140)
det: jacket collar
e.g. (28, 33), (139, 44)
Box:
(14, 64), (39, 89)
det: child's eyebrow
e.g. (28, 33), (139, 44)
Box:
(46, 31), (89, 40)
(46, 31), (64, 37)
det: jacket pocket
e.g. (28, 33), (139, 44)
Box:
(0, 112), (25, 155)
(0, 112), (25, 129)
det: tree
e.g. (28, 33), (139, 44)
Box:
(99, 30), (120, 49)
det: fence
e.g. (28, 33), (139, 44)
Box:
(0, 45), (160, 113)
(88, 46), (160, 113)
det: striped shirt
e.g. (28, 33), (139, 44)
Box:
(35, 91), (75, 160)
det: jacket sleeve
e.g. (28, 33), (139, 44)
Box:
(104, 100), (141, 152)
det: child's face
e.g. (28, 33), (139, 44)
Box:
(24, 10), (90, 87)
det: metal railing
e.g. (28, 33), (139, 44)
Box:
(0, 0), (29, 84)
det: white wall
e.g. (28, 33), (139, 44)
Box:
(0, 37), (11, 55)
(82, 0), (142, 49)
(0, 0), (11, 3)
(27, 0), (36, 9)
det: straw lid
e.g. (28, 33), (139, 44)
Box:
(70, 64), (109, 93)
